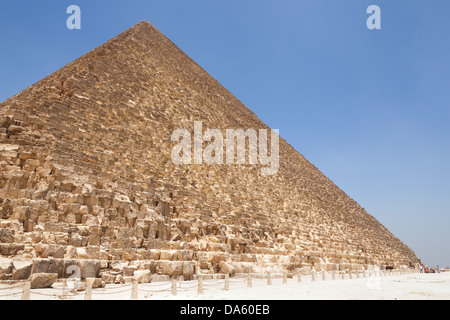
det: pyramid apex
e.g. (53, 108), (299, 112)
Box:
(135, 20), (153, 27)
(130, 20), (156, 31)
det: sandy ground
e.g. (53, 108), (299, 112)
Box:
(1, 271), (449, 300)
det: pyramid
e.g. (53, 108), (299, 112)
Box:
(0, 21), (419, 281)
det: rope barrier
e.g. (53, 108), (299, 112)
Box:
(139, 282), (172, 287)
(203, 283), (222, 287)
(91, 287), (133, 295)
(137, 287), (171, 293)
(0, 291), (22, 297)
(202, 279), (224, 283)
(0, 284), (25, 290)
(250, 277), (266, 282)
(30, 291), (59, 297)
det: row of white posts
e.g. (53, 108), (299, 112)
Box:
(18, 268), (417, 300)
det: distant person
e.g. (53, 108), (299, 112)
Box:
(437, 266), (440, 273)
(420, 266), (423, 273)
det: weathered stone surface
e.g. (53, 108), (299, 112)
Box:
(0, 21), (420, 279)
(0, 257), (13, 278)
(0, 228), (15, 243)
(32, 258), (64, 277)
(101, 273), (116, 284)
(0, 244), (24, 256)
(219, 261), (236, 276)
(86, 277), (105, 289)
(29, 273), (58, 289)
(12, 260), (33, 280)
(123, 266), (135, 277)
(183, 261), (195, 280)
(161, 261), (184, 278)
(78, 260), (100, 280)
(133, 270), (151, 283)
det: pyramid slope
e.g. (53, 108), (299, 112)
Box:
(0, 21), (419, 278)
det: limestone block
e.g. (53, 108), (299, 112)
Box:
(0, 243), (25, 256)
(133, 270), (151, 283)
(84, 196), (98, 206)
(0, 257), (13, 276)
(90, 205), (104, 216)
(12, 206), (30, 221)
(101, 273), (116, 284)
(78, 260), (100, 279)
(161, 261), (184, 277)
(123, 266), (135, 277)
(64, 194), (83, 204)
(32, 258), (65, 277)
(183, 261), (195, 280)
(86, 277), (105, 288)
(160, 250), (176, 261)
(12, 260), (33, 280)
(219, 261), (236, 275)
(29, 273), (58, 289)
(0, 220), (22, 232)
(0, 228), (15, 243)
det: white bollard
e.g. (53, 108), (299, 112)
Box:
(283, 272), (287, 284)
(332, 270), (336, 280)
(224, 274), (230, 291)
(311, 271), (316, 282)
(198, 276), (203, 295)
(21, 281), (31, 300)
(297, 271), (302, 283)
(171, 279), (177, 296)
(85, 281), (93, 300)
(131, 280), (138, 300)
(322, 271), (326, 281)
(247, 274), (252, 288)
(267, 272), (272, 285)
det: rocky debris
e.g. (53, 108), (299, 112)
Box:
(0, 257), (13, 280)
(219, 261), (236, 276)
(86, 277), (105, 289)
(29, 273), (58, 289)
(133, 270), (151, 283)
(78, 260), (100, 280)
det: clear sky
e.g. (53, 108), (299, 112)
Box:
(0, 1), (449, 268)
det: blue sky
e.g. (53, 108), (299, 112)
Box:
(1, 1), (449, 267)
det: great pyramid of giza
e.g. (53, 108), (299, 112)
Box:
(0, 21), (419, 281)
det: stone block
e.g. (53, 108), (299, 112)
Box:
(29, 273), (58, 289)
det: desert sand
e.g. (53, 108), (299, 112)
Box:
(1, 271), (449, 300)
